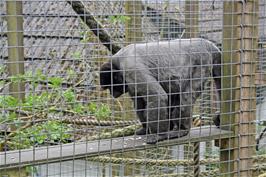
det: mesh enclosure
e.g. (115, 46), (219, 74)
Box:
(0, 0), (265, 177)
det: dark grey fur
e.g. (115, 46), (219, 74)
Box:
(100, 38), (221, 144)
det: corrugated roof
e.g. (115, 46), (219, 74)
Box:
(0, 1), (266, 96)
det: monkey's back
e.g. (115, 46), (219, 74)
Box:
(112, 38), (219, 85)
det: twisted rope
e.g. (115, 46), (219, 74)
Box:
(61, 117), (140, 126)
(60, 115), (200, 126)
(259, 172), (266, 177)
(88, 156), (219, 166)
(193, 142), (200, 177)
(85, 124), (142, 141)
(87, 155), (266, 168)
(116, 170), (219, 177)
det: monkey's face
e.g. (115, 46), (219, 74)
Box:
(100, 63), (128, 98)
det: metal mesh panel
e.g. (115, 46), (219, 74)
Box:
(0, 0), (264, 176)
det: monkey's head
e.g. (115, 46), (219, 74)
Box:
(100, 62), (128, 98)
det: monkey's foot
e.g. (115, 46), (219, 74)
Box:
(146, 134), (158, 144)
(136, 127), (149, 135)
(213, 112), (220, 128)
(146, 130), (189, 144)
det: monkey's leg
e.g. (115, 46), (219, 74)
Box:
(147, 104), (192, 144)
(134, 97), (149, 135)
(126, 71), (169, 144)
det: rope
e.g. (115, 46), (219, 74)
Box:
(85, 124), (142, 141)
(87, 155), (266, 168)
(193, 142), (200, 177)
(60, 115), (200, 126)
(253, 163), (266, 171)
(88, 156), (219, 166)
(61, 117), (140, 126)
(254, 154), (266, 163)
(115, 170), (219, 177)
(259, 172), (266, 177)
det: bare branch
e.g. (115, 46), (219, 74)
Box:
(67, 1), (121, 54)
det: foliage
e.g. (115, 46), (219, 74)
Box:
(1, 70), (112, 150)
(94, 104), (112, 120)
(80, 30), (94, 43)
(48, 77), (63, 88)
(0, 95), (19, 108)
(63, 89), (76, 103)
(109, 15), (130, 23)
(25, 166), (38, 175)
(11, 120), (71, 149)
(0, 65), (6, 75)
(0, 112), (17, 125)
(87, 102), (112, 120)
(71, 51), (82, 60)
(23, 92), (51, 109)
(66, 69), (77, 79)
(10, 73), (27, 83)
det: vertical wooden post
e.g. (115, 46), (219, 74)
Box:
(123, 1), (143, 123)
(220, 1), (258, 176)
(184, 0), (199, 38)
(184, 1), (200, 176)
(6, 1), (25, 100)
(125, 1), (142, 43)
(0, 167), (28, 177)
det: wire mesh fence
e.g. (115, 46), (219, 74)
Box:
(0, 0), (265, 176)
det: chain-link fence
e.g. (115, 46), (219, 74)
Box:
(0, 0), (265, 176)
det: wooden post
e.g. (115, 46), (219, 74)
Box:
(0, 167), (28, 177)
(220, 1), (258, 176)
(6, 1), (25, 100)
(125, 1), (142, 43)
(184, 1), (200, 175)
(184, 0), (199, 38)
(123, 1), (143, 121)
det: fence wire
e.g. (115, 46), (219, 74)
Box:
(0, 0), (265, 177)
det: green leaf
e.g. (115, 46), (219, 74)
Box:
(0, 65), (6, 75)
(109, 15), (130, 23)
(35, 69), (46, 81)
(73, 103), (84, 114)
(63, 89), (76, 103)
(66, 69), (77, 79)
(0, 112), (18, 124)
(0, 95), (19, 108)
(48, 77), (63, 88)
(10, 74), (26, 83)
(87, 102), (97, 114)
(11, 120), (71, 149)
(95, 104), (111, 120)
(23, 92), (49, 108)
(71, 51), (82, 60)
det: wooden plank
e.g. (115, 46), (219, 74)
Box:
(0, 126), (232, 170)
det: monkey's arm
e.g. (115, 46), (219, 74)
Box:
(126, 70), (169, 139)
(132, 97), (149, 135)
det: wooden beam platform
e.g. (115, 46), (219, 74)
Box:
(0, 126), (232, 169)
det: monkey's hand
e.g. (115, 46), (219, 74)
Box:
(146, 129), (189, 144)
(136, 127), (149, 135)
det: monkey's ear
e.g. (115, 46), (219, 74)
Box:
(100, 62), (114, 90)
(100, 63), (109, 90)
(100, 62), (112, 72)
